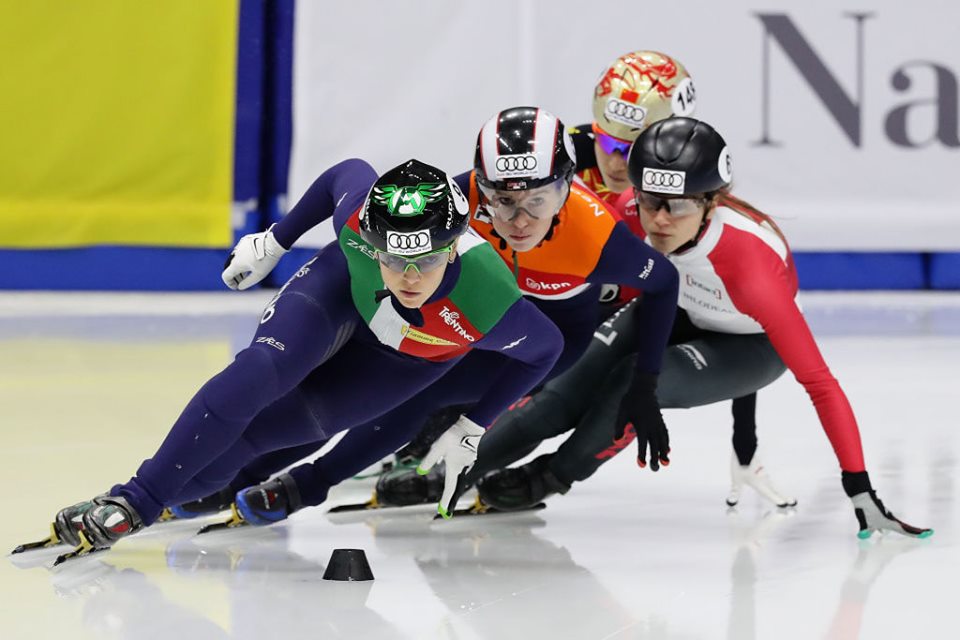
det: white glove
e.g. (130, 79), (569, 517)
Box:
(221, 224), (288, 291)
(416, 415), (484, 519)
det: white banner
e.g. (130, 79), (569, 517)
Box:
(289, 0), (960, 250)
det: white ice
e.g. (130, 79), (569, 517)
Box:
(1, 291), (957, 640)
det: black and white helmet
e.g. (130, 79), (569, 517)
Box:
(474, 106), (577, 192)
(628, 117), (732, 196)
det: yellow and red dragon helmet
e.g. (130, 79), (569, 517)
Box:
(592, 50), (696, 142)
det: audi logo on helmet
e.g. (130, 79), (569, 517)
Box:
(385, 230), (431, 256)
(605, 99), (646, 127)
(641, 168), (686, 195)
(494, 153), (538, 178)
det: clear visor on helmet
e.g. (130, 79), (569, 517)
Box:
(635, 190), (706, 218)
(376, 244), (453, 275)
(478, 178), (569, 222)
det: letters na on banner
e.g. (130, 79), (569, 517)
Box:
(755, 12), (959, 148)
(288, 3), (960, 251)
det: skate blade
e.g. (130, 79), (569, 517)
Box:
(195, 503), (248, 535)
(11, 523), (64, 554)
(327, 490), (383, 514)
(155, 508), (177, 522)
(351, 463), (396, 481)
(53, 531), (107, 566)
(349, 473), (382, 480)
(434, 495), (547, 519)
(753, 486), (798, 509)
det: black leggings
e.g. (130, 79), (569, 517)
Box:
(220, 303), (783, 500)
(463, 301), (786, 486)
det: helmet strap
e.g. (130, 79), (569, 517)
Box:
(542, 215), (562, 242)
(489, 228), (509, 251)
(671, 210), (712, 255)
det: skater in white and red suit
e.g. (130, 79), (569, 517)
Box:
(412, 117), (933, 541)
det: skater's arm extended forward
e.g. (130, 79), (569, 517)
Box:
(591, 225), (679, 471)
(590, 222), (678, 375)
(464, 298), (563, 428)
(223, 159), (376, 290)
(273, 159), (377, 246)
(712, 231), (931, 539)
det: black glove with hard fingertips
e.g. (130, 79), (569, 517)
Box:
(615, 371), (670, 471)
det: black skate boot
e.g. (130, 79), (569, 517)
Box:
(234, 474), (304, 526)
(168, 488), (236, 520)
(477, 454), (570, 512)
(350, 438), (433, 482)
(391, 435), (432, 470)
(376, 464), (446, 507)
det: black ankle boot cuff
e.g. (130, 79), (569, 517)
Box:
(543, 468), (572, 495)
(841, 470), (872, 497)
(278, 474), (303, 513)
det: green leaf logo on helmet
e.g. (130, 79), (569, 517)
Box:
(372, 183), (446, 216)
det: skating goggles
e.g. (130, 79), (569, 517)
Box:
(594, 131), (633, 156)
(376, 245), (453, 274)
(594, 130), (632, 156)
(478, 180), (568, 222)
(635, 190), (706, 218)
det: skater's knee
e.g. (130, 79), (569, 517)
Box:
(193, 447), (254, 493)
(656, 391), (694, 409)
(199, 348), (287, 427)
(769, 358), (787, 380)
(191, 468), (235, 494)
(173, 474), (234, 508)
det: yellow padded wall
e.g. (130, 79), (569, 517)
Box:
(0, 1), (238, 248)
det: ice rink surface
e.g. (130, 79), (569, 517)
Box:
(1, 291), (957, 640)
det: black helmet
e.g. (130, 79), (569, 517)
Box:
(627, 117), (732, 196)
(360, 159), (470, 256)
(474, 106), (577, 191)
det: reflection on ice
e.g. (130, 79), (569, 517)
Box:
(1, 292), (957, 640)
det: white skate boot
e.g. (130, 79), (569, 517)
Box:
(726, 451), (797, 508)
